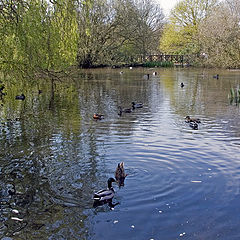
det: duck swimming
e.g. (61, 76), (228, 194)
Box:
(189, 122), (198, 130)
(185, 116), (201, 123)
(213, 74), (219, 79)
(132, 102), (143, 109)
(93, 113), (104, 120)
(15, 94), (25, 100)
(93, 178), (116, 201)
(180, 82), (184, 88)
(118, 106), (132, 116)
(115, 162), (128, 187)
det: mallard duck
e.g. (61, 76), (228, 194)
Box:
(93, 178), (116, 201)
(189, 122), (198, 130)
(93, 113), (104, 120)
(115, 162), (127, 187)
(15, 94), (25, 100)
(180, 82), (184, 88)
(132, 101), (143, 109)
(213, 74), (219, 79)
(118, 106), (132, 116)
(185, 116), (201, 123)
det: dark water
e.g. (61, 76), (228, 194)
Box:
(1, 68), (240, 239)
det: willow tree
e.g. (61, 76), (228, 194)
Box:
(160, 0), (218, 55)
(0, 0), (78, 81)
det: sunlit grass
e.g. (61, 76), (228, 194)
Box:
(142, 61), (174, 68)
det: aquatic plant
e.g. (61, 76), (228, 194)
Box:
(228, 87), (240, 105)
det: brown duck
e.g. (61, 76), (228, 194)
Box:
(115, 162), (128, 187)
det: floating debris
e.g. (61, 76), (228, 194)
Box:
(12, 209), (19, 214)
(11, 217), (23, 222)
(191, 180), (202, 183)
(179, 232), (186, 237)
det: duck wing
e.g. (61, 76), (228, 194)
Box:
(93, 189), (114, 201)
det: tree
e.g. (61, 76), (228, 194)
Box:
(197, 0), (240, 68)
(0, 0), (79, 81)
(76, 0), (165, 67)
(160, 0), (218, 55)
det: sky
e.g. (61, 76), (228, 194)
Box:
(156, 0), (179, 15)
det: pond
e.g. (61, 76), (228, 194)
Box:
(0, 67), (240, 239)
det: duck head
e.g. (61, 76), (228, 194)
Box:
(108, 177), (116, 189)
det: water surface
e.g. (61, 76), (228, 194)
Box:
(1, 68), (240, 239)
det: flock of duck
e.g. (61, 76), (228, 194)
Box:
(92, 114), (201, 208)
(93, 101), (143, 120)
(93, 115), (201, 208)
(94, 106), (201, 130)
(93, 162), (127, 207)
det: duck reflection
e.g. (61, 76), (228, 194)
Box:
(93, 198), (119, 209)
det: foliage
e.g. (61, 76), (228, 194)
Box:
(0, 0), (78, 81)
(160, 0), (218, 55)
(160, 24), (197, 54)
(76, 0), (165, 67)
(0, 0), (165, 78)
(197, 0), (240, 68)
(143, 61), (174, 67)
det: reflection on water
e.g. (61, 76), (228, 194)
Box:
(1, 68), (240, 239)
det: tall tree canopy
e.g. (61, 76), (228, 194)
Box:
(0, 0), (78, 80)
(76, 0), (164, 67)
(160, 0), (218, 54)
(0, 0), (165, 78)
(198, 0), (240, 68)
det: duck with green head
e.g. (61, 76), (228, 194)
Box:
(185, 116), (201, 123)
(93, 178), (116, 201)
(132, 102), (143, 109)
